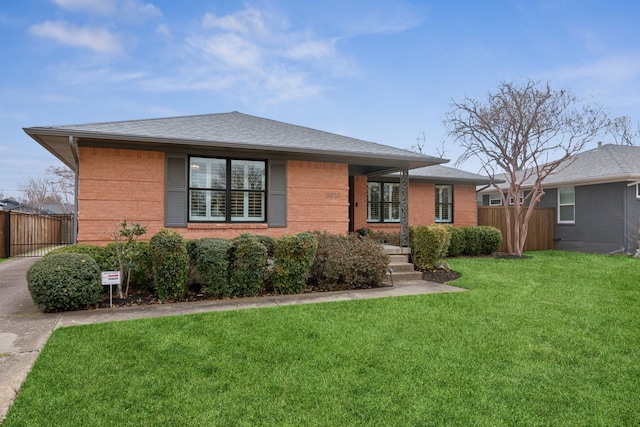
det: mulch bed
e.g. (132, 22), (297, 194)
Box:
(421, 269), (461, 283)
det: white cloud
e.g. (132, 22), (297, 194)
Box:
(156, 23), (171, 38)
(53, 0), (117, 14)
(178, 5), (355, 103)
(29, 20), (123, 53)
(554, 54), (640, 82)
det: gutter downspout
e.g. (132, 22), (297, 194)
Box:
(69, 136), (79, 244)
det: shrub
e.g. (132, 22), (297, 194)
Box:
(409, 224), (451, 270)
(309, 232), (389, 290)
(271, 233), (318, 294)
(365, 230), (401, 246)
(27, 253), (103, 312)
(229, 234), (267, 297)
(477, 226), (502, 255)
(149, 229), (189, 301)
(255, 235), (276, 258)
(187, 238), (231, 297)
(446, 226), (466, 257)
(46, 244), (113, 271)
(463, 227), (483, 256)
(445, 226), (503, 257)
(121, 241), (154, 291)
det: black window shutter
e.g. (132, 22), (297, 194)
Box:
(165, 154), (187, 227)
(268, 160), (287, 227)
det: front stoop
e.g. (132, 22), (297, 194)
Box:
(383, 246), (423, 283)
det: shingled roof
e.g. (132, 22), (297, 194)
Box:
(480, 143), (640, 191)
(24, 111), (446, 174)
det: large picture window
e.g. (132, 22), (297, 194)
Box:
(367, 182), (400, 222)
(189, 157), (265, 222)
(558, 187), (575, 224)
(435, 185), (453, 223)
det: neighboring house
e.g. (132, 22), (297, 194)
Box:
(478, 143), (640, 254)
(24, 111), (488, 245)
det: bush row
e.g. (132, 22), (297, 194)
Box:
(410, 224), (502, 270)
(28, 228), (395, 312)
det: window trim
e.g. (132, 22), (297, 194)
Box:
(636, 184), (640, 199)
(188, 156), (267, 223)
(367, 182), (400, 223)
(557, 187), (575, 224)
(435, 184), (453, 223)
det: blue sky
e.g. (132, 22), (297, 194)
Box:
(2, 0), (640, 197)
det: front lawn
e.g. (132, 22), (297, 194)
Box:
(5, 251), (640, 426)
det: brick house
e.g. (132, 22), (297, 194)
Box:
(24, 112), (490, 245)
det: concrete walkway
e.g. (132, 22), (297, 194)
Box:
(0, 257), (465, 421)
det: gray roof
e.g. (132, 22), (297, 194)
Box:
(479, 143), (640, 192)
(383, 164), (494, 185)
(24, 111), (446, 174)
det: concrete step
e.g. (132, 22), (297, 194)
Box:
(382, 245), (411, 255)
(386, 270), (423, 283)
(388, 262), (416, 273)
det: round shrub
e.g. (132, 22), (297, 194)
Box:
(409, 224), (451, 270)
(309, 232), (389, 290)
(229, 233), (267, 297)
(446, 226), (466, 257)
(272, 232), (318, 294)
(187, 238), (231, 297)
(149, 229), (189, 301)
(27, 253), (102, 312)
(46, 244), (113, 271)
(477, 226), (502, 255)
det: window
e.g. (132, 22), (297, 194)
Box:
(489, 194), (503, 206)
(508, 191), (524, 205)
(558, 187), (575, 224)
(435, 185), (453, 223)
(367, 182), (400, 222)
(636, 184), (640, 199)
(189, 157), (265, 222)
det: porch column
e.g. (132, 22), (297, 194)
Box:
(400, 168), (409, 247)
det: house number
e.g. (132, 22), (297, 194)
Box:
(325, 192), (342, 199)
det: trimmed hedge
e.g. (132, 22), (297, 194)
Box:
(149, 229), (189, 301)
(27, 253), (102, 312)
(409, 224), (452, 270)
(229, 234), (267, 297)
(445, 226), (503, 257)
(271, 233), (318, 294)
(309, 232), (389, 290)
(186, 238), (231, 297)
(46, 244), (114, 271)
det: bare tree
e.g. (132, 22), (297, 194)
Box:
(18, 165), (75, 213)
(411, 131), (447, 158)
(445, 79), (610, 256)
(609, 115), (639, 146)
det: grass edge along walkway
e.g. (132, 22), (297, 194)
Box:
(5, 251), (640, 426)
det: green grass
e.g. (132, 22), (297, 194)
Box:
(5, 251), (640, 426)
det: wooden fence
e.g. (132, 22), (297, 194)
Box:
(477, 206), (555, 252)
(0, 211), (74, 257)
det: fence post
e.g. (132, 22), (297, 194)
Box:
(3, 212), (10, 258)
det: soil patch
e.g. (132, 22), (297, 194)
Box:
(421, 269), (461, 284)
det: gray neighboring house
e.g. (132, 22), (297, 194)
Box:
(478, 143), (640, 254)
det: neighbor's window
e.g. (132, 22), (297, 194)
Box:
(489, 193), (503, 206)
(189, 157), (265, 222)
(558, 187), (575, 224)
(367, 182), (400, 222)
(636, 184), (640, 199)
(508, 191), (525, 205)
(435, 185), (453, 223)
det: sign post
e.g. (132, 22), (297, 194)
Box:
(101, 271), (121, 308)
